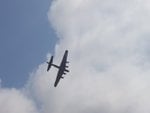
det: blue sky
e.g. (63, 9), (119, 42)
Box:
(0, 0), (57, 88)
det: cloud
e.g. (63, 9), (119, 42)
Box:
(45, 0), (150, 113)
(0, 87), (38, 113)
(1, 0), (150, 113)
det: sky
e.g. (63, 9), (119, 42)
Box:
(1, 0), (150, 113)
(0, 0), (56, 87)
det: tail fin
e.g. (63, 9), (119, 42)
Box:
(47, 56), (53, 71)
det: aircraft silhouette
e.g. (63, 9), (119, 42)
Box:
(47, 50), (69, 87)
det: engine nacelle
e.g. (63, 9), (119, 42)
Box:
(65, 65), (69, 68)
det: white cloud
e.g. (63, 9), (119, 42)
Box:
(46, 0), (150, 113)
(0, 88), (38, 113)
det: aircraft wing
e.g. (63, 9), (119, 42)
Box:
(54, 50), (69, 87)
(54, 72), (62, 87)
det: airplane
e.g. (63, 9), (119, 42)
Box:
(47, 50), (69, 87)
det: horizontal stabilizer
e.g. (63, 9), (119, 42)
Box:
(47, 56), (53, 71)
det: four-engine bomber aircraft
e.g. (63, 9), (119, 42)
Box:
(47, 50), (69, 87)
